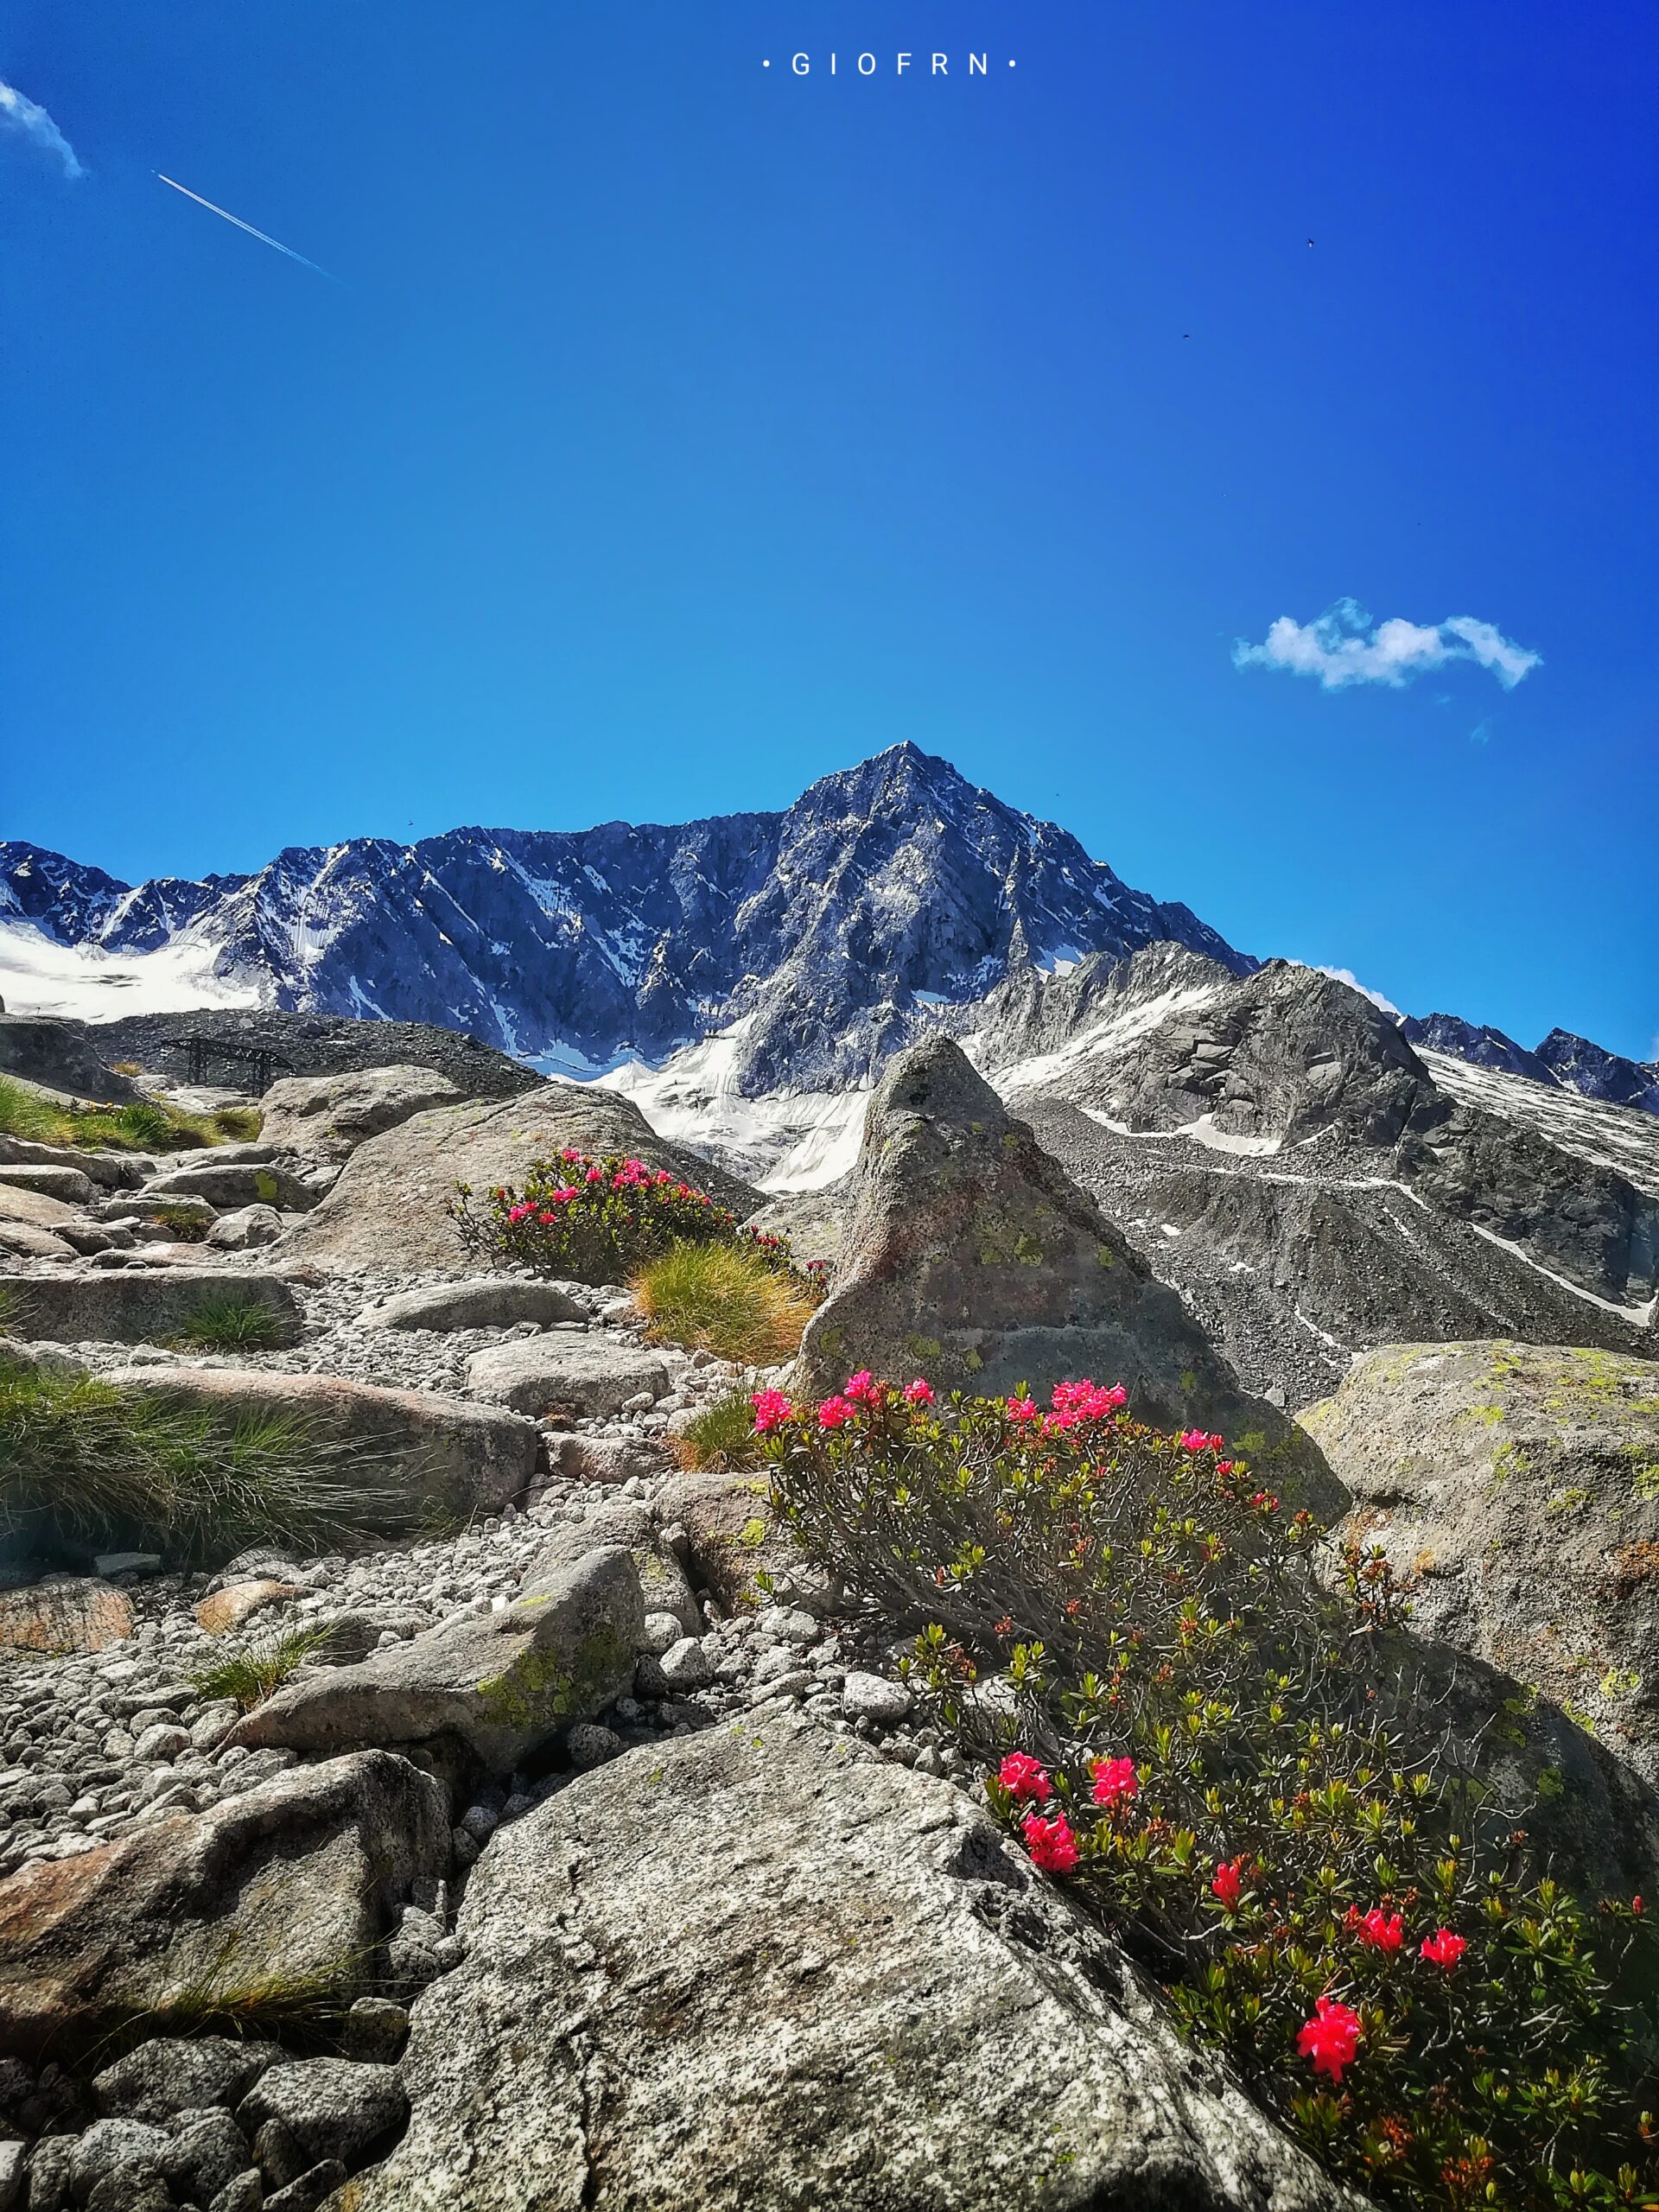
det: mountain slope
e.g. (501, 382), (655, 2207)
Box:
(0, 746), (1248, 1091)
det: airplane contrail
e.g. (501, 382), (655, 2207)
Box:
(156, 172), (337, 280)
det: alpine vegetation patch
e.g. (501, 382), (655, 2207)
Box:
(758, 1370), (1659, 2210)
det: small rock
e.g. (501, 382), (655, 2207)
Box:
(341, 1999), (410, 2064)
(206, 2175), (264, 2212)
(196, 1581), (299, 1637)
(657, 1637), (712, 1692)
(91, 1554), (163, 1581)
(70, 2117), (173, 2193)
(131, 1723), (191, 1763)
(263, 2162), (347, 2212)
(566, 1723), (623, 1769)
(640, 1611), (684, 1656)
(93, 2035), (278, 2124)
(238, 2052), (407, 2177)
(840, 1671), (912, 1726)
(165, 2107), (253, 2202)
(204, 1205), (284, 1251)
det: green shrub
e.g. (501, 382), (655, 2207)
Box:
(452, 1148), (828, 1294)
(191, 1625), (329, 1711)
(760, 1373), (1659, 2210)
(671, 1390), (772, 1473)
(0, 1354), (419, 1566)
(633, 1241), (818, 1368)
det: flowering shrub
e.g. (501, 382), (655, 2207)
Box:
(757, 1373), (1659, 2210)
(451, 1149), (827, 1293)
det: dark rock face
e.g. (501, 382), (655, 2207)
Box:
(1062, 961), (1659, 1313)
(336, 1713), (1352, 2212)
(1538, 1029), (1659, 1118)
(797, 1037), (1336, 1500)
(81, 1009), (541, 1102)
(0, 1014), (138, 1101)
(1399, 1012), (1555, 1085)
(2, 748), (1250, 1096)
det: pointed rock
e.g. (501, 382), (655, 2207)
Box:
(798, 1038), (1335, 1498)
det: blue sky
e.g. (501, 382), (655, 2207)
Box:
(3, 3), (1655, 1058)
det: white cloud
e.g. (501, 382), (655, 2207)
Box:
(1302, 963), (1402, 1019)
(0, 77), (83, 178)
(1234, 597), (1539, 691)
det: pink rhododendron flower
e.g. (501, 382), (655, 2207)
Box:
(1007, 1397), (1039, 1424)
(1420, 1927), (1467, 1969)
(1347, 1905), (1405, 1953)
(585, 1166), (605, 1184)
(1178, 1427), (1224, 1452)
(1048, 1380), (1128, 1428)
(903, 1378), (935, 1406)
(1297, 1998), (1361, 2084)
(1021, 1811), (1079, 1874)
(752, 1389), (794, 1434)
(560, 1148), (582, 1162)
(1090, 1756), (1139, 1808)
(842, 1371), (885, 1407)
(997, 1752), (1052, 1804)
(1211, 1859), (1245, 1910)
(817, 1395), (856, 1429)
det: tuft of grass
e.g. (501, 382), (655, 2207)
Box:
(671, 1390), (769, 1473)
(0, 1074), (232, 1155)
(632, 1240), (817, 1368)
(171, 1294), (287, 1351)
(0, 1353), (430, 1567)
(213, 1104), (264, 1141)
(191, 1625), (330, 1711)
(150, 1205), (212, 1244)
(85, 1931), (368, 2067)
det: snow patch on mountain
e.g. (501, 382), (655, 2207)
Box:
(0, 917), (264, 1022)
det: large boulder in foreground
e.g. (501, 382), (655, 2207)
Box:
(333, 1713), (1348, 2212)
(0, 1751), (448, 2057)
(1303, 1340), (1659, 1789)
(0, 1268), (302, 1348)
(97, 1365), (541, 1520)
(257, 1065), (462, 1161)
(231, 1545), (645, 1774)
(798, 1039), (1332, 1496)
(281, 1087), (763, 1273)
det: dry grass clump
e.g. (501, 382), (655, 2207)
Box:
(632, 1241), (817, 1368)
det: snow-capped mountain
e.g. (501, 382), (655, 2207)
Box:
(0, 746), (1248, 1091)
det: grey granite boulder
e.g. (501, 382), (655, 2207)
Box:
(257, 1065), (461, 1162)
(332, 1713), (1351, 2212)
(0, 1162), (96, 1205)
(0, 1268), (302, 1348)
(230, 1545), (645, 1773)
(93, 2035), (278, 2122)
(144, 1160), (319, 1213)
(466, 1333), (668, 1418)
(0, 1751), (449, 2057)
(96, 1365), (540, 1520)
(280, 1087), (760, 1274)
(1304, 1339), (1659, 1789)
(360, 1278), (588, 1333)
